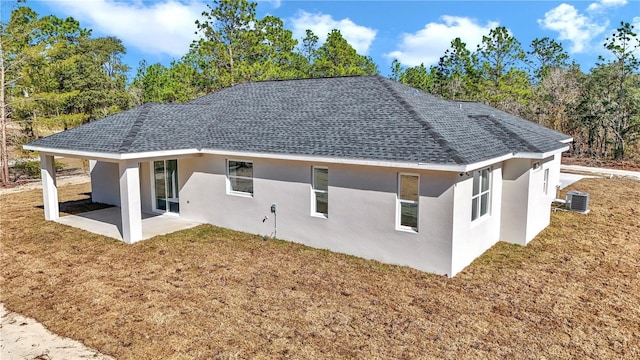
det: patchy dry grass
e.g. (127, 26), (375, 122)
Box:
(1, 178), (639, 359)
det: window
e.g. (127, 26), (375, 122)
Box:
(227, 160), (253, 196)
(397, 174), (419, 232)
(312, 167), (328, 217)
(471, 168), (491, 221)
(543, 168), (550, 195)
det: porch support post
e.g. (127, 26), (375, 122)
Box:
(40, 153), (59, 221)
(119, 160), (142, 243)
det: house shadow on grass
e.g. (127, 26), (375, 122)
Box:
(36, 193), (113, 216)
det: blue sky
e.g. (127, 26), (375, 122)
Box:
(14, 0), (640, 77)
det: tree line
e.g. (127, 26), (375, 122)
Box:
(1, 0), (638, 184)
(391, 24), (640, 161)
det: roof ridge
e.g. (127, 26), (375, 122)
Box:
(469, 114), (543, 153)
(376, 77), (466, 164)
(118, 103), (153, 153)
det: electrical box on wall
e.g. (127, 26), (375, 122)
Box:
(270, 204), (277, 213)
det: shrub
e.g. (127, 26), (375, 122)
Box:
(12, 160), (65, 179)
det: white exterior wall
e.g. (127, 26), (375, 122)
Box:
(91, 160), (153, 213)
(501, 158), (531, 245)
(178, 155), (457, 275)
(450, 165), (504, 276)
(90, 160), (121, 206)
(140, 162), (153, 214)
(525, 155), (559, 241)
(87, 152), (563, 276)
(501, 155), (560, 245)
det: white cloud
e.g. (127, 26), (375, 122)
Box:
(269, 0), (282, 9)
(289, 11), (377, 54)
(538, 3), (607, 53)
(587, 0), (627, 13)
(385, 16), (499, 67)
(52, 0), (207, 57)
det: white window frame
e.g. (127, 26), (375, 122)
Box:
(471, 167), (491, 222)
(150, 159), (180, 215)
(396, 173), (419, 233)
(311, 166), (328, 218)
(226, 159), (253, 197)
(543, 168), (550, 195)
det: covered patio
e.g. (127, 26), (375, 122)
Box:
(56, 207), (201, 241)
(36, 152), (201, 243)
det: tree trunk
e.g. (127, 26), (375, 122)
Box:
(0, 40), (10, 184)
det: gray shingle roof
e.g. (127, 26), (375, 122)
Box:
(26, 75), (571, 166)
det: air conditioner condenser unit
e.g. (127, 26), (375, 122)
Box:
(566, 190), (590, 214)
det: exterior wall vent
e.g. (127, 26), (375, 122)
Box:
(566, 190), (590, 213)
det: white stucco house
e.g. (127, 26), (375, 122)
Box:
(24, 75), (571, 276)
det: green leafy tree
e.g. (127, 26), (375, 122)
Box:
(528, 37), (570, 81)
(475, 26), (532, 116)
(313, 29), (378, 77)
(390, 60), (434, 93)
(433, 37), (479, 99)
(599, 22), (640, 159)
(131, 59), (199, 104)
(58, 36), (130, 121)
(574, 22), (640, 159)
(1, 6), (84, 182)
(190, 0), (302, 91)
(296, 29), (319, 78)
(249, 15), (303, 81)
(191, 0), (259, 90)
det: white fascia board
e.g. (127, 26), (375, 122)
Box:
(200, 148), (471, 171)
(460, 153), (513, 172)
(513, 146), (570, 160)
(25, 144), (520, 173)
(560, 137), (574, 144)
(22, 145), (200, 162)
(201, 148), (516, 173)
(22, 145), (122, 161)
(120, 149), (201, 161)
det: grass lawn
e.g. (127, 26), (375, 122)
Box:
(1, 178), (639, 359)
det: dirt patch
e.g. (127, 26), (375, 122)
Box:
(1, 179), (639, 359)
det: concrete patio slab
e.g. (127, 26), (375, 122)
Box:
(559, 172), (597, 190)
(56, 207), (202, 241)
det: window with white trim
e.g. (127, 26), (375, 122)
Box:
(312, 167), (328, 217)
(543, 168), (549, 195)
(397, 173), (419, 232)
(227, 160), (253, 196)
(472, 168), (491, 221)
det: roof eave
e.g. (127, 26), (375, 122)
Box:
(23, 145), (201, 162)
(201, 148), (515, 173)
(513, 145), (570, 160)
(25, 145), (566, 173)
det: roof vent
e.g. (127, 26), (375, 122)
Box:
(566, 190), (590, 213)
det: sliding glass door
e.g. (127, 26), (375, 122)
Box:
(153, 159), (179, 214)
